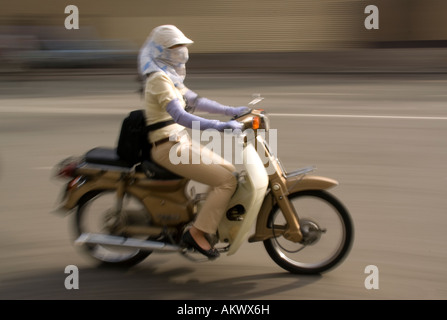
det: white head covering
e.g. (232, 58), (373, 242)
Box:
(138, 25), (193, 88)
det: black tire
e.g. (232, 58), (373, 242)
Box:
(263, 190), (353, 274)
(74, 190), (151, 268)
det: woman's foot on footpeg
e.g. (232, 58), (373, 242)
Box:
(182, 229), (220, 259)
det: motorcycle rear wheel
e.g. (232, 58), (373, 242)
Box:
(263, 190), (353, 274)
(74, 190), (152, 268)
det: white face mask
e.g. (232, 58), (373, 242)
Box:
(166, 46), (189, 66)
(139, 39), (189, 88)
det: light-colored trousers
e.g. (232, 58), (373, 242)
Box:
(150, 134), (238, 234)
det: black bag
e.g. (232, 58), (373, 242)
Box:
(116, 109), (174, 166)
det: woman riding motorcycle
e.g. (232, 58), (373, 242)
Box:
(138, 25), (250, 259)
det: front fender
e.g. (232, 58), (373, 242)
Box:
(286, 175), (338, 193)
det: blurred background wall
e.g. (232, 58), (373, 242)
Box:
(1, 0), (447, 72)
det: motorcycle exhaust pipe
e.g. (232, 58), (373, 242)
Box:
(75, 233), (182, 252)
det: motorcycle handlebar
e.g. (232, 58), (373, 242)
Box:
(231, 108), (253, 121)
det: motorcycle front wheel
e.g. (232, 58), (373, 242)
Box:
(74, 190), (152, 268)
(263, 190), (353, 274)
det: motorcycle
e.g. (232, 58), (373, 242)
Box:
(52, 97), (353, 274)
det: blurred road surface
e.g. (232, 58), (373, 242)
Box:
(0, 72), (446, 300)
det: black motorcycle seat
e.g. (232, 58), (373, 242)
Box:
(85, 147), (132, 168)
(84, 147), (182, 180)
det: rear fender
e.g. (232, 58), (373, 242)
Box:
(59, 178), (120, 211)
